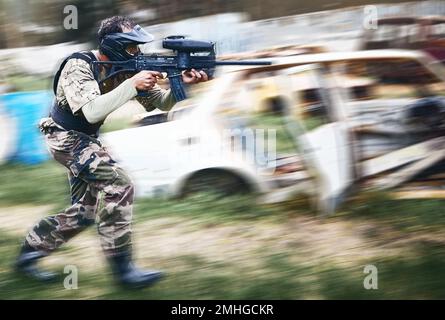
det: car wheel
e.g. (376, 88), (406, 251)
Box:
(181, 169), (252, 198)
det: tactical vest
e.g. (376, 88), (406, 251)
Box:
(50, 51), (103, 136)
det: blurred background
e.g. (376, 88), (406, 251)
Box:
(1, 0), (445, 299)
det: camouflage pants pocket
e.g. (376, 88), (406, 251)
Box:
(68, 133), (116, 179)
(44, 130), (77, 167)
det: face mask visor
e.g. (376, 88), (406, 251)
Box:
(124, 43), (141, 56)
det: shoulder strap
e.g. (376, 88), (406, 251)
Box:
(52, 51), (98, 95)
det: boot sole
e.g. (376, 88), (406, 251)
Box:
(119, 273), (164, 289)
(14, 264), (59, 283)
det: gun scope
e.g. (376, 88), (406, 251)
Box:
(163, 36), (215, 52)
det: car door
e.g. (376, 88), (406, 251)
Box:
(276, 63), (355, 215)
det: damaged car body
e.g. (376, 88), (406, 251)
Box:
(102, 49), (445, 215)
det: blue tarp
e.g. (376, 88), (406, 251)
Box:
(0, 91), (53, 165)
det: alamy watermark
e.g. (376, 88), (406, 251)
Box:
(63, 5), (78, 30)
(363, 5), (378, 30)
(63, 264), (79, 290)
(171, 128), (277, 174)
(363, 264), (378, 290)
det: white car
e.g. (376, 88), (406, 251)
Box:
(103, 49), (445, 214)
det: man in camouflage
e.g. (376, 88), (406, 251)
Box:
(15, 16), (208, 288)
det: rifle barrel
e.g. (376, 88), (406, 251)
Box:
(215, 60), (272, 66)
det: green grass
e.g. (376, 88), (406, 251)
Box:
(0, 162), (445, 299)
(248, 112), (298, 154)
(0, 158), (444, 299)
(135, 192), (282, 225)
(5, 74), (52, 92)
(0, 162), (69, 209)
(1, 229), (444, 299)
(341, 191), (445, 233)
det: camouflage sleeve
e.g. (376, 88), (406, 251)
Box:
(58, 58), (101, 114)
(135, 84), (177, 112)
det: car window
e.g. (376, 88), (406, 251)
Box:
(327, 58), (445, 102)
(287, 69), (332, 131)
(214, 69), (299, 154)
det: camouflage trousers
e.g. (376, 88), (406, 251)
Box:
(25, 120), (134, 257)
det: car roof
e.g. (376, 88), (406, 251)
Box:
(219, 45), (326, 60)
(219, 49), (432, 74)
(262, 49), (428, 66)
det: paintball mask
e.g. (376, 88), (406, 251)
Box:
(99, 25), (154, 61)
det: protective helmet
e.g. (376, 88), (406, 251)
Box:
(99, 25), (154, 61)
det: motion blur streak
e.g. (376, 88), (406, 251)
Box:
(0, 0), (445, 299)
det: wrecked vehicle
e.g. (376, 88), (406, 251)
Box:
(102, 49), (445, 214)
(360, 16), (445, 63)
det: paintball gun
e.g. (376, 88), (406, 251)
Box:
(92, 36), (272, 102)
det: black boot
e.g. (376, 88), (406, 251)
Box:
(15, 242), (57, 282)
(108, 249), (163, 288)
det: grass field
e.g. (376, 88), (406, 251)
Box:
(0, 160), (444, 299)
(0, 107), (444, 299)
(2, 26), (445, 300)
(4, 74), (52, 92)
(0, 74), (444, 298)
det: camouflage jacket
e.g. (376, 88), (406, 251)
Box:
(53, 53), (176, 119)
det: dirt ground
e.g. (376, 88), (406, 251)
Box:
(2, 203), (443, 293)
